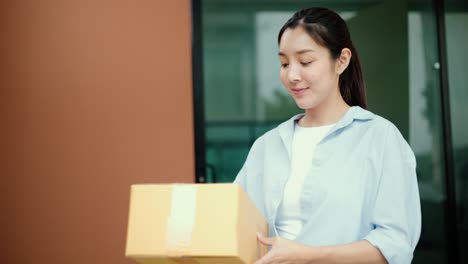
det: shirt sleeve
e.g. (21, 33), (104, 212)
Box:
(233, 164), (247, 187)
(232, 136), (264, 188)
(363, 123), (422, 264)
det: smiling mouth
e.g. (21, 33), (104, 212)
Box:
(291, 87), (309, 95)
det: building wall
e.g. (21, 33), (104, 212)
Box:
(1, 1), (194, 263)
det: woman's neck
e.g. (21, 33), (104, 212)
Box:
(298, 96), (350, 127)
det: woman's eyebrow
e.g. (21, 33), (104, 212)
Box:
(296, 49), (315, 54)
(278, 49), (315, 56)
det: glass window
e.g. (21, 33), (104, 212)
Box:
(199, 0), (454, 262)
(445, 1), (468, 262)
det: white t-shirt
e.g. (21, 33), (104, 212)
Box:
(275, 122), (335, 240)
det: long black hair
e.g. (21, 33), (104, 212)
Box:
(278, 7), (367, 109)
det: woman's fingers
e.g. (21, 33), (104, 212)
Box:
(257, 232), (276, 246)
(254, 250), (274, 264)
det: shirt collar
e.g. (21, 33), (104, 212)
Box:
(278, 106), (374, 159)
(334, 106), (374, 130)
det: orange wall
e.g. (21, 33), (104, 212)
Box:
(1, 1), (194, 263)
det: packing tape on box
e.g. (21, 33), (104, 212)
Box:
(166, 184), (198, 256)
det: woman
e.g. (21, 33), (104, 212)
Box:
(233, 7), (421, 264)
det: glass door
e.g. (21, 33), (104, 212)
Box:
(196, 0), (456, 262)
(444, 0), (468, 262)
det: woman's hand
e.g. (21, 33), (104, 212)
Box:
(254, 232), (388, 264)
(254, 232), (321, 264)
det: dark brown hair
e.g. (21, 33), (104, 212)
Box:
(278, 7), (367, 109)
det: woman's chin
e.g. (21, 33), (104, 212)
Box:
(294, 100), (316, 110)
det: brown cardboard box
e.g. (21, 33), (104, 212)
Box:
(125, 183), (268, 264)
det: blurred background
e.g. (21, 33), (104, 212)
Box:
(196, 0), (467, 263)
(1, 0), (467, 263)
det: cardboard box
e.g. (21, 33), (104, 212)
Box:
(125, 183), (268, 264)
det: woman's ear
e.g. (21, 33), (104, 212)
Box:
(336, 48), (352, 74)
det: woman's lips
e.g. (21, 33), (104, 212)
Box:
(291, 87), (309, 96)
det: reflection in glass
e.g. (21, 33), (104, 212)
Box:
(445, 2), (468, 262)
(408, 8), (447, 263)
(200, 0), (454, 262)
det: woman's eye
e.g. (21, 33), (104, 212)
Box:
(301, 61), (312, 66)
(280, 63), (289, 68)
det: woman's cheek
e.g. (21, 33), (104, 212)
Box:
(279, 71), (288, 86)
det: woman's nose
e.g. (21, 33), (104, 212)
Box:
(288, 66), (301, 83)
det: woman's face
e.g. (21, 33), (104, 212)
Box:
(279, 26), (341, 110)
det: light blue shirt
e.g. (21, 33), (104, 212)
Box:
(233, 106), (421, 264)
